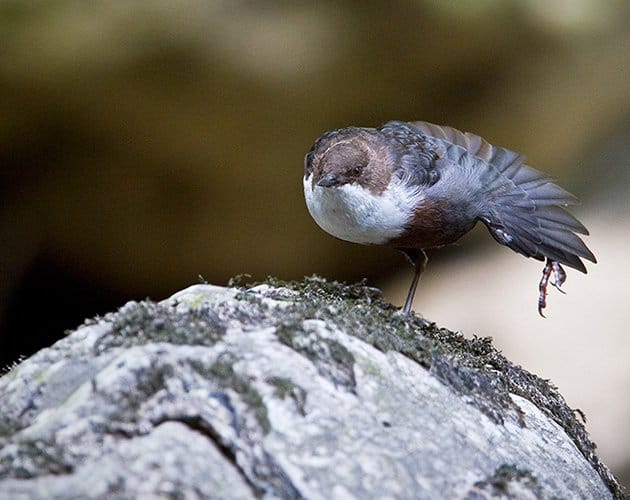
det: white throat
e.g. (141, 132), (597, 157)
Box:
(303, 173), (423, 245)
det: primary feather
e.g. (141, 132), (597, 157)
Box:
(405, 121), (596, 273)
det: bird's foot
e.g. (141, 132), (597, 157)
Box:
(538, 259), (567, 317)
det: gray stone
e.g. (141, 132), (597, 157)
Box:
(0, 279), (623, 499)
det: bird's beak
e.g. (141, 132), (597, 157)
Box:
(317, 175), (338, 188)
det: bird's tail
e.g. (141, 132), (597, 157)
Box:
(478, 154), (595, 273)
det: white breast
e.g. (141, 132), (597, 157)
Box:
(303, 173), (423, 245)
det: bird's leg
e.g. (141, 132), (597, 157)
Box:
(538, 261), (552, 317)
(538, 258), (567, 317)
(399, 248), (428, 315)
(550, 260), (567, 293)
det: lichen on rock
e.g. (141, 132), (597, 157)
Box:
(0, 277), (624, 499)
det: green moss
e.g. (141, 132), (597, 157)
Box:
(0, 439), (73, 478)
(227, 274), (252, 287)
(0, 416), (20, 439)
(94, 300), (226, 353)
(473, 464), (543, 497)
(276, 323), (356, 392)
(267, 376), (295, 399)
(206, 356), (270, 435)
(356, 357), (383, 378)
(267, 376), (307, 416)
(99, 362), (177, 425)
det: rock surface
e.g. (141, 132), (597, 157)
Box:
(0, 278), (624, 499)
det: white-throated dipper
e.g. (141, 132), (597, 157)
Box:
(303, 120), (596, 316)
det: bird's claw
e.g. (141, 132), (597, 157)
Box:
(551, 282), (567, 294)
(538, 259), (567, 317)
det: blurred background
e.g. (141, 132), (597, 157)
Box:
(1, 0), (629, 487)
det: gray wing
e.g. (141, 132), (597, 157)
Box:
(405, 121), (596, 272)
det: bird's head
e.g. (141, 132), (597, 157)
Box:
(304, 128), (393, 195)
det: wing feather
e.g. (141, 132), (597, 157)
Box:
(404, 120), (595, 272)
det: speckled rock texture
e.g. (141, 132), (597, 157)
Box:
(0, 278), (624, 499)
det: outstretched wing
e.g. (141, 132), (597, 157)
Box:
(406, 121), (596, 273)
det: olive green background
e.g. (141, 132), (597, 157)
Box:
(1, 0), (629, 487)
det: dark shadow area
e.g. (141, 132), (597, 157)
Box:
(0, 256), (127, 368)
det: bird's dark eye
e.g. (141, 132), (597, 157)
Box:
(353, 164), (364, 175)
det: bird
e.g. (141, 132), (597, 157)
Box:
(303, 120), (596, 316)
